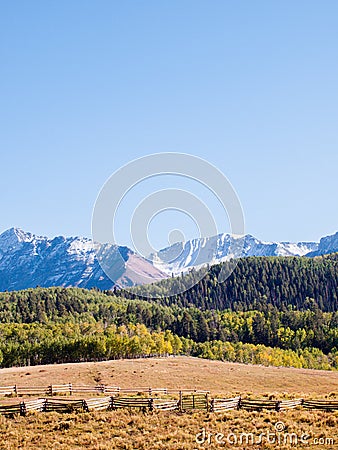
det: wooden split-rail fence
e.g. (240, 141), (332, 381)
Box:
(0, 384), (337, 417)
(0, 395), (199, 417)
(0, 384), (209, 397)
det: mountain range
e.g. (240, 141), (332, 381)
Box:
(0, 227), (337, 292)
(0, 228), (165, 292)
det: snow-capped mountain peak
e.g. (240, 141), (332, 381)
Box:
(0, 227), (39, 253)
(0, 228), (165, 291)
(0, 227), (337, 291)
(150, 233), (319, 275)
(306, 231), (338, 257)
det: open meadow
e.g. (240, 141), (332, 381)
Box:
(1, 356), (338, 396)
(0, 357), (337, 449)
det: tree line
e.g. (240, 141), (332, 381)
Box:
(0, 320), (336, 371)
(0, 282), (337, 369)
(1, 285), (337, 354)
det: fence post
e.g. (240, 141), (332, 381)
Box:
(14, 385), (17, 397)
(210, 398), (214, 413)
(110, 397), (115, 410)
(149, 387), (152, 396)
(82, 400), (88, 412)
(206, 393), (209, 412)
(20, 402), (26, 416)
(69, 383), (72, 396)
(237, 396), (242, 410)
(149, 398), (154, 412)
(48, 385), (53, 396)
(179, 391), (183, 412)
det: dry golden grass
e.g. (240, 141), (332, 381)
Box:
(0, 409), (337, 449)
(1, 357), (338, 449)
(1, 356), (338, 397)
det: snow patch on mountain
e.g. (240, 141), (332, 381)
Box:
(0, 228), (166, 291)
(0, 227), (337, 291)
(150, 233), (319, 275)
(306, 231), (338, 257)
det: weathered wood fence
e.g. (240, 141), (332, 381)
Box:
(302, 399), (338, 411)
(210, 396), (241, 412)
(1, 394), (337, 417)
(0, 385), (337, 417)
(0, 384), (208, 397)
(180, 393), (209, 411)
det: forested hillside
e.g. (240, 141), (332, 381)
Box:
(0, 253), (338, 371)
(122, 254), (338, 312)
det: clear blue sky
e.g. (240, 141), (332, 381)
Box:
(1, 1), (337, 247)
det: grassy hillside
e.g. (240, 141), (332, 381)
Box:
(0, 357), (338, 450)
(1, 408), (337, 449)
(1, 356), (337, 395)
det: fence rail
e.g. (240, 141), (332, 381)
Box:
(153, 399), (179, 411)
(16, 386), (49, 396)
(0, 384), (208, 397)
(240, 398), (279, 411)
(0, 403), (22, 416)
(210, 396), (240, 412)
(23, 398), (45, 413)
(278, 399), (303, 411)
(83, 397), (112, 411)
(303, 399), (338, 411)
(44, 399), (85, 413)
(0, 384), (337, 417)
(0, 394), (337, 417)
(112, 397), (154, 411)
(0, 386), (16, 396)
